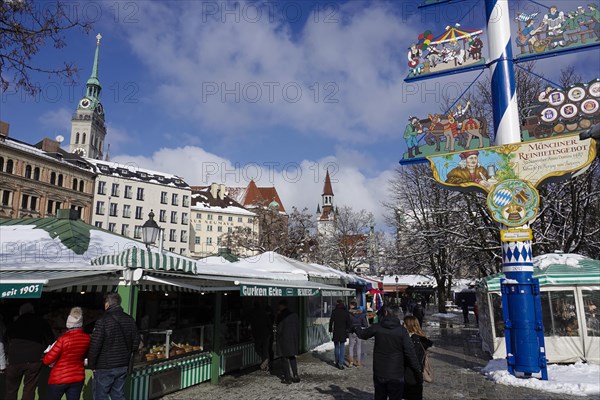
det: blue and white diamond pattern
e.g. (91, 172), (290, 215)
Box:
(502, 241), (533, 263)
(493, 189), (513, 207)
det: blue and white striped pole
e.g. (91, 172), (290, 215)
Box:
(485, 0), (521, 145)
(485, 0), (548, 380)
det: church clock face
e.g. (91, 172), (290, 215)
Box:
(96, 103), (104, 115)
(73, 148), (87, 157)
(79, 98), (91, 109)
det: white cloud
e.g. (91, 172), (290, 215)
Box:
(121, 1), (422, 143)
(111, 145), (394, 227)
(38, 107), (71, 133)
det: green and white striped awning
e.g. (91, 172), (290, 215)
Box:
(91, 247), (196, 274)
(482, 257), (600, 292)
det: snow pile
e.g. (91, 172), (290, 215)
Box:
(311, 341), (335, 353)
(432, 313), (460, 319)
(502, 278), (519, 284)
(482, 359), (600, 397)
(534, 253), (587, 270)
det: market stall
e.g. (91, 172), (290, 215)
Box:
(477, 253), (600, 364)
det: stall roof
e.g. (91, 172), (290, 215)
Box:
(481, 253), (600, 291)
(383, 275), (436, 287)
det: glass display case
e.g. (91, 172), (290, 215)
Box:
(139, 325), (212, 364)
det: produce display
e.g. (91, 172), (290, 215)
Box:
(144, 342), (203, 362)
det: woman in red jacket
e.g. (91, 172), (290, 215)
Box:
(43, 307), (91, 400)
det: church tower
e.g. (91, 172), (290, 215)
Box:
(317, 170), (336, 236)
(69, 34), (106, 159)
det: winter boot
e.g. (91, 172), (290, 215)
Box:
(414, 146), (422, 155)
(354, 360), (361, 368)
(348, 358), (354, 367)
(408, 147), (414, 159)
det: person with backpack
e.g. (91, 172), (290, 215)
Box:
(348, 301), (368, 367)
(403, 316), (433, 400)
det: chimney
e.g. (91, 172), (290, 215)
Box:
(0, 121), (9, 138)
(218, 184), (226, 200)
(210, 183), (219, 199)
(40, 138), (60, 153)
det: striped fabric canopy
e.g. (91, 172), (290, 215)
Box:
(482, 257), (600, 292)
(432, 26), (483, 45)
(91, 247), (196, 274)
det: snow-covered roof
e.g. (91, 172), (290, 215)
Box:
(534, 253), (587, 270)
(85, 158), (190, 188)
(383, 274), (436, 287)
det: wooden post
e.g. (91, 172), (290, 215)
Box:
(211, 292), (222, 385)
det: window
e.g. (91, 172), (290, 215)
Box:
(206, 237), (212, 245)
(218, 215), (223, 221)
(20, 194), (29, 210)
(179, 248), (186, 255)
(169, 229), (176, 242)
(159, 210), (167, 223)
(121, 224), (129, 236)
(160, 191), (168, 204)
(96, 201), (105, 215)
(195, 224), (201, 230)
(171, 211), (177, 223)
(180, 231), (187, 242)
(57, 174), (63, 186)
(124, 185), (133, 199)
(217, 226), (222, 232)
(75, 132), (80, 144)
(94, 221), (103, 228)
(30, 196), (38, 211)
(46, 200), (55, 214)
(134, 226), (142, 239)
(79, 181), (84, 192)
(207, 214), (213, 220)
(72, 178), (78, 190)
(24, 165), (32, 179)
(1, 190), (12, 206)
(50, 172), (56, 185)
(82, 133), (86, 144)
(111, 183), (120, 197)
(97, 181), (106, 195)
(541, 291), (580, 337)
(217, 237), (222, 245)
(248, 218), (253, 223)
(582, 290), (600, 337)
(123, 204), (131, 218)
(0, 157), (3, 172)
(238, 217), (243, 222)
(228, 227), (232, 233)
(196, 213), (201, 219)
(169, 247), (175, 252)
(228, 216), (233, 222)
(135, 206), (143, 219)
(207, 225), (213, 232)
(172, 193), (178, 206)
(33, 167), (40, 181)
(194, 237), (201, 245)
(182, 212), (188, 225)
(109, 203), (118, 217)
(5, 159), (13, 174)
(108, 223), (116, 232)
(183, 195), (189, 207)
(137, 188), (144, 200)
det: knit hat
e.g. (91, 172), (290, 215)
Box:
(66, 307), (83, 329)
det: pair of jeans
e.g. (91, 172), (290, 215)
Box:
(93, 366), (128, 400)
(373, 375), (404, 400)
(334, 341), (345, 366)
(348, 333), (361, 362)
(47, 381), (85, 400)
(5, 361), (42, 400)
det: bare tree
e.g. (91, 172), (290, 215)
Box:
(1, 0), (92, 95)
(281, 207), (318, 261)
(316, 206), (374, 273)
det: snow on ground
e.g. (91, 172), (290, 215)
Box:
(311, 341), (335, 353)
(481, 359), (600, 397)
(432, 312), (461, 319)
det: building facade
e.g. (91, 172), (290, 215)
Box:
(86, 159), (191, 255)
(189, 183), (258, 258)
(0, 126), (95, 222)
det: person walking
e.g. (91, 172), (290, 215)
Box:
(248, 302), (271, 371)
(275, 300), (300, 384)
(5, 303), (54, 400)
(461, 299), (469, 324)
(413, 302), (425, 328)
(348, 301), (368, 368)
(353, 305), (423, 400)
(329, 299), (352, 369)
(403, 316), (433, 400)
(88, 293), (140, 400)
(42, 307), (91, 400)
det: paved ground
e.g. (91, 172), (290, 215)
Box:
(163, 312), (597, 400)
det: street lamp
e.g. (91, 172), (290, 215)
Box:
(395, 275), (399, 305)
(142, 210), (162, 252)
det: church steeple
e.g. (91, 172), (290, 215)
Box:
(321, 170), (334, 207)
(317, 170), (336, 237)
(69, 33), (107, 160)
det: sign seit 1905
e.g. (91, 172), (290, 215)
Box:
(0, 283), (43, 299)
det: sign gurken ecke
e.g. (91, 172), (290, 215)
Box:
(240, 284), (345, 297)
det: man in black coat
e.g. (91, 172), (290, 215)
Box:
(329, 299), (352, 369)
(88, 292), (140, 400)
(249, 302), (272, 371)
(275, 300), (300, 384)
(354, 305), (423, 400)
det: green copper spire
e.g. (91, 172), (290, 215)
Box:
(86, 33), (102, 99)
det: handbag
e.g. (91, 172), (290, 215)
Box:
(420, 342), (433, 383)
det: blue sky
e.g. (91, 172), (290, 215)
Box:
(1, 0), (599, 225)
